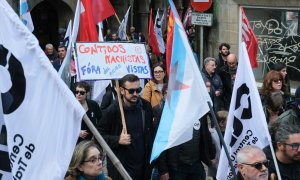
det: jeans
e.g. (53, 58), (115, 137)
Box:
(170, 161), (206, 180)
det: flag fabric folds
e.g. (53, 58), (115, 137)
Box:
(92, 20), (110, 104)
(91, 0), (115, 24)
(20, 0), (34, 32)
(150, 0), (211, 162)
(154, 9), (166, 54)
(183, 5), (192, 29)
(241, 7), (258, 68)
(78, 0), (98, 41)
(118, 6), (131, 41)
(161, 7), (167, 26)
(0, 0), (85, 179)
(166, 9), (174, 75)
(98, 22), (104, 42)
(58, 20), (72, 87)
(216, 42), (270, 179)
(148, 8), (161, 57)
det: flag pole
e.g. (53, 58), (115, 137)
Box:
(111, 7), (135, 134)
(114, 80), (127, 133)
(83, 114), (132, 180)
(114, 12), (130, 41)
(269, 141), (282, 180)
(207, 101), (238, 180)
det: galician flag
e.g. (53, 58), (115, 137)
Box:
(20, 0), (34, 32)
(0, 0), (85, 179)
(216, 42), (270, 179)
(150, 0), (211, 162)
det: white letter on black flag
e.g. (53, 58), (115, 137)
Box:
(0, 0), (85, 179)
(216, 42), (271, 179)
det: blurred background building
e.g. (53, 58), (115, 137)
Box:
(7, 0), (300, 88)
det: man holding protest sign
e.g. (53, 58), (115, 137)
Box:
(99, 74), (154, 180)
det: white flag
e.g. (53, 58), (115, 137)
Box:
(92, 22), (110, 104)
(154, 9), (166, 54)
(98, 22), (104, 42)
(118, 6), (131, 40)
(0, 1), (85, 179)
(58, 20), (72, 86)
(216, 42), (271, 179)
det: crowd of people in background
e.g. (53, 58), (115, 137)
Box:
(43, 25), (300, 180)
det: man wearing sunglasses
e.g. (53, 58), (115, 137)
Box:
(237, 145), (269, 180)
(99, 74), (153, 180)
(264, 122), (300, 179)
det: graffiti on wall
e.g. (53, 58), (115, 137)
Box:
(250, 13), (300, 80)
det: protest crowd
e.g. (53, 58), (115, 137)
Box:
(1, 0), (300, 180)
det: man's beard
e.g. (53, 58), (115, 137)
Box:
(124, 95), (138, 106)
(221, 51), (229, 57)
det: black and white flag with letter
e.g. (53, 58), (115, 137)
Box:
(0, 0), (85, 179)
(217, 42), (271, 179)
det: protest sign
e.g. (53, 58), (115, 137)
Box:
(75, 42), (151, 80)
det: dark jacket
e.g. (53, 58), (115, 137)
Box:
(52, 58), (62, 71)
(99, 98), (154, 180)
(264, 145), (300, 180)
(100, 85), (117, 111)
(216, 54), (226, 73)
(201, 70), (223, 112)
(219, 64), (237, 110)
(157, 114), (216, 175)
(278, 101), (300, 127)
(78, 99), (102, 143)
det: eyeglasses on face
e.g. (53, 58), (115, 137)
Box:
(242, 160), (269, 170)
(75, 90), (86, 95)
(154, 70), (164, 74)
(283, 143), (300, 150)
(82, 155), (105, 164)
(123, 87), (142, 94)
(272, 79), (282, 83)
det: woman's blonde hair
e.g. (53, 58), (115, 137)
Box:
(67, 141), (101, 177)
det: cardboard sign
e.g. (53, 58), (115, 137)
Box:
(75, 42), (151, 81)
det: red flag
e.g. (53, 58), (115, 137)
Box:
(241, 7), (258, 68)
(78, 0), (98, 41)
(92, 0), (115, 24)
(148, 8), (160, 57)
(166, 10), (174, 75)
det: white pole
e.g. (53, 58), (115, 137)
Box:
(269, 142), (282, 180)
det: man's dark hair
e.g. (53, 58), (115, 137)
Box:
(58, 45), (66, 51)
(76, 81), (91, 93)
(270, 122), (300, 150)
(219, 43), (230, 51)
(120, 74), (139, 87)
